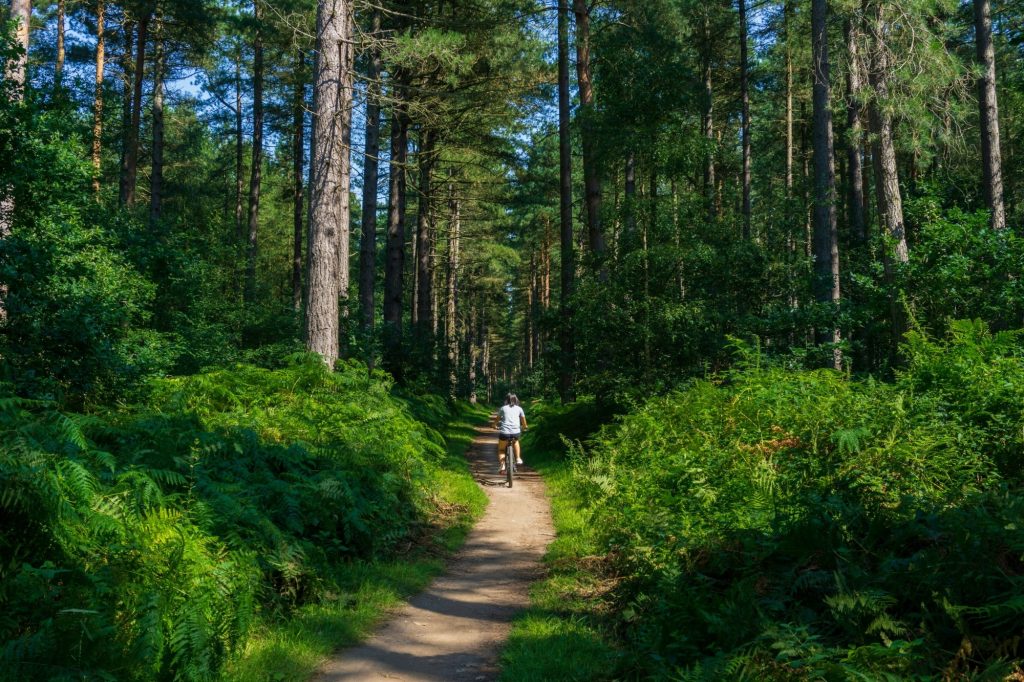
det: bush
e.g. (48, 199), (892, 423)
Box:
(0, 357), (456, 681)
(570, 323), (1024, 679)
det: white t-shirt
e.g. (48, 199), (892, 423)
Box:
(498, 404), (525, 435)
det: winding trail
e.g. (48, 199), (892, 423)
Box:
(313, 422), (555, 681)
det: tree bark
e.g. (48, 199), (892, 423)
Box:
(336, 5), (354, 310)
(739, 0), (751, 239)
(415, 129), (436, 345)
(785, 0), (794, 197)
(359, 9), (382, 354)
(558, 0), (575, 402)
(624, 151), (636, 238)
(812, 0), (842, 369)
(149, 17), (165, 226)
(1, 0), (31, 321)
(844, 18), (866, 243)
(292, 50), (305, 312)
(120, 16), (148, 207)
(703, 10), (716, 221)
(446, 182), (460, 399)
(305, 0), (354, 366)
(91, 0), (105, 196)
(245, 3), (265, 304)
(573, 0), (604, 259)
(55, 0), (65, 85)
(235, 50), (244, 241)
(383, 92), (409, 381)
(867, 3), (908, 265)
(975, 0), (1006, 230)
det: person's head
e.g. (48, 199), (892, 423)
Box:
(505, 392), (519, 406)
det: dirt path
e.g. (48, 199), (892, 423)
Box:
(312, 423), (555, 681)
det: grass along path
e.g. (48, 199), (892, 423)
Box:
(221, 402), (491, 682)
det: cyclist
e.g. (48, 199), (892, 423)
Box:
(494, 393), (527, 474)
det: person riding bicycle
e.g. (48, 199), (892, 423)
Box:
(494, 393), (527, 474)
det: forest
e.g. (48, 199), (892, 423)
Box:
(1, 0), (1024, 678)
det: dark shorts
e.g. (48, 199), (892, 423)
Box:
(498, 432), (521, 442)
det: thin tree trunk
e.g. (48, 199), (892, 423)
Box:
(118, 18), (133, 203)
(149, 17), (165, 226)
(120, 16), (147, 207)
(1, 0), (31, 321)
(335, 3), (354, 311)
(446, 181), (460, 399)
(383, 93), (409, 381)
(359, 9), (382, 355)
(867, 3), (908, 265)
(292, 50), (305, 312)
(234, 50), (244, 240)
(703, 11), (716, 221)
(812, 0), (842, 369)
(785, 0), (794, 197)
(91, 0), (106, 196)
(739, 0), (751, 239)
(415, 129), (436, 344)
(557, 0), (575, 402)
(305, 0), (353, 366)
(119, 17), (146, 205)
(55, 0), (65, 85)
(245, 3), (265, 304)
(975, 0), (1006, 230)
(573, 0), (603, 259)
(845, 19), (866, 243)
(624, 151), (636, 238)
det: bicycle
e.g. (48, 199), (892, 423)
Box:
(500, 432), (525, 488)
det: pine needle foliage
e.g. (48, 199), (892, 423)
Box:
(564, 322), (1024, 679)
(0, 357), (457, 681)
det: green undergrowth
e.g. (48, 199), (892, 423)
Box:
(500, 399), (621, 681)
(0, 356), (489, 681)
(558, 321), (1024, 679)
(223, 399), (489, 682)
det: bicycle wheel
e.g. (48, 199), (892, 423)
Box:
(506, 443), (514, 488)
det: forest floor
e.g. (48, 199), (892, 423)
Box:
(311, 422), (556, 681)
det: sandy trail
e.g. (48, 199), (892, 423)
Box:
(312, 423), (554, 681)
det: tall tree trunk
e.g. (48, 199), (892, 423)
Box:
(91, 0), (105, 196)
(149, 17), (165, 226)
(305, 0), (353, 366)
(234, 50), (244, 240)
(335, 4), (354, 311)
(703, 11), (716, 221)
(55, 0), (65, 85)
(359, 9), (382, 357)
(557, 0), (575, 402)
(245, 4), (265, 304)
(845, 18), (866, 242)
(117, 18), (133, 203)
(445, 182), (460, 399)
(975, 0), (1006, 230)
(866, 3), (908, 265)
(1, 0), (31, 321)
(415, 129), (436, 345)
(292, 50), (305, 312)
(812, 0), (842, 369)
(573, 0), (604, 259)
(624, 151), (636, 237)
(120, 16), (147, 207)
(383, 94), (409, 381)
(739, 0), (751, 238)
(785, 0), (794, 197)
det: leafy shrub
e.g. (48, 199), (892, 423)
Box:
(0, 358), (457, 681)
(569, 323), (1024, 679)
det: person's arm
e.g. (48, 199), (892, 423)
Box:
(519, 409), (528, 431)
